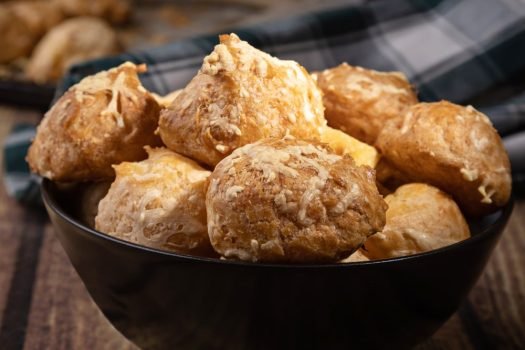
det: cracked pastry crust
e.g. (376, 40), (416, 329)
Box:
(96, 147), (215, 256)
(27, 62), (162, 182)
(312, 63), (418, 145)
(0, 1), (64, 63)
(375, 101), (512, 216)
(363, 183), (470, 259)
(26, 17), (120, 84)
(159, 33), (326, 167)
(206, 138), (387, 263)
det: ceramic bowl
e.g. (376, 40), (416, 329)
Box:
(41, 179), (514, 350)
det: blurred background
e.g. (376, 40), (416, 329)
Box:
(0, 0), (354, 108)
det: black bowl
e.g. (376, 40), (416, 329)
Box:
(41, 179), (514, 350)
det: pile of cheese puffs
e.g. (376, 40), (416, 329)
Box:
(27, 33), (511, 263)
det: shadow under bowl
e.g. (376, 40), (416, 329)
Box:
(41, 179), (514, 350)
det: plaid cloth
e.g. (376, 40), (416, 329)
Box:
(4, 0), (525, 203)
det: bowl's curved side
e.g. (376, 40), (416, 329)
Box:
(42, 180), (514, 350)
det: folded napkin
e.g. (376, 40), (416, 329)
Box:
(4, 0), (525, 204)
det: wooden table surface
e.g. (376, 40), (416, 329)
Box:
(0, 105), (524, 350)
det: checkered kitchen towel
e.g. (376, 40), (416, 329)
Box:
(4, 0), (525, 203)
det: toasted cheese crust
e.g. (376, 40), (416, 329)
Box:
(364, 183), (470, 259)
(313, 63), (418, 144)
(159, 33), (326, 167)
(206, 138), (387, 263)
(375, 101), (512, 216)
(96, 147), (214, 256)
(27, 62), (162, 181)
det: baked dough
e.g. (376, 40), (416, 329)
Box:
(159, 33), (326, 167)
(320, 126), (380, 168)
(152, 89), (182, 108)
(375, 101), (512, 216)
(339, 249), (369, 263)
(54, 0), (130, 24)
(27, 62), (162, 181)
(363, 183), (470, 259)
(96, 147), (214, 256)
(313, 63), (417, 144)
(26, 17), (120, 84)
(0, 1), (64, 63)
(206, 138), (387, 263)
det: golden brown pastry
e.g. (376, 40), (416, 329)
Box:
(313, 63), (418, 144)
(320, 126), (380, 168)
(0, 1), (64, 63)
(27, 62), (162, 181)
(152, 89), (182, 108)
(339, 249), (369, 263)
(26, 17), (120, 84)
(206, 138), (387, 263)
(96, 147), (214, 256)
(159, 33), (326, 167)
(54, 0), (130, 24)
(363, 183), (470, 259)
(375, 101), (512, 216)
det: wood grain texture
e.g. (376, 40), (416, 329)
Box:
(417, 200), (525, 350)
(0, 106), (44, 347)
(0, 203), (22, 327)
(23, 225), (137, 350)
(462, 200), (525, 349)
(416, 313), (474, 349)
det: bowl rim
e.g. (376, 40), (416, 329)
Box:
(41, 178), (515, 269)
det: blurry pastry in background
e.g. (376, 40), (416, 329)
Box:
(0, 6), (31, 63)
(54, 0), (131, 24)
(159, 33), (326, 167)
(206, 138), (387, 263)
(11, 1), (64, 36)
(152, 89), (182, 108)
(363, 183), (470, 259)
(96, 147), (215, 256)
(340, 249), (369, 263)
(313, 63), (418, 145)
(26, 17), (120, 84)
(27, 62), (162, 181)
(320, 126), (380, 168)
(375, 101), (512, 216)
(0, 1), (64, 63)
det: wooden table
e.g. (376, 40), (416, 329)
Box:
(0, 105), (524, 350)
